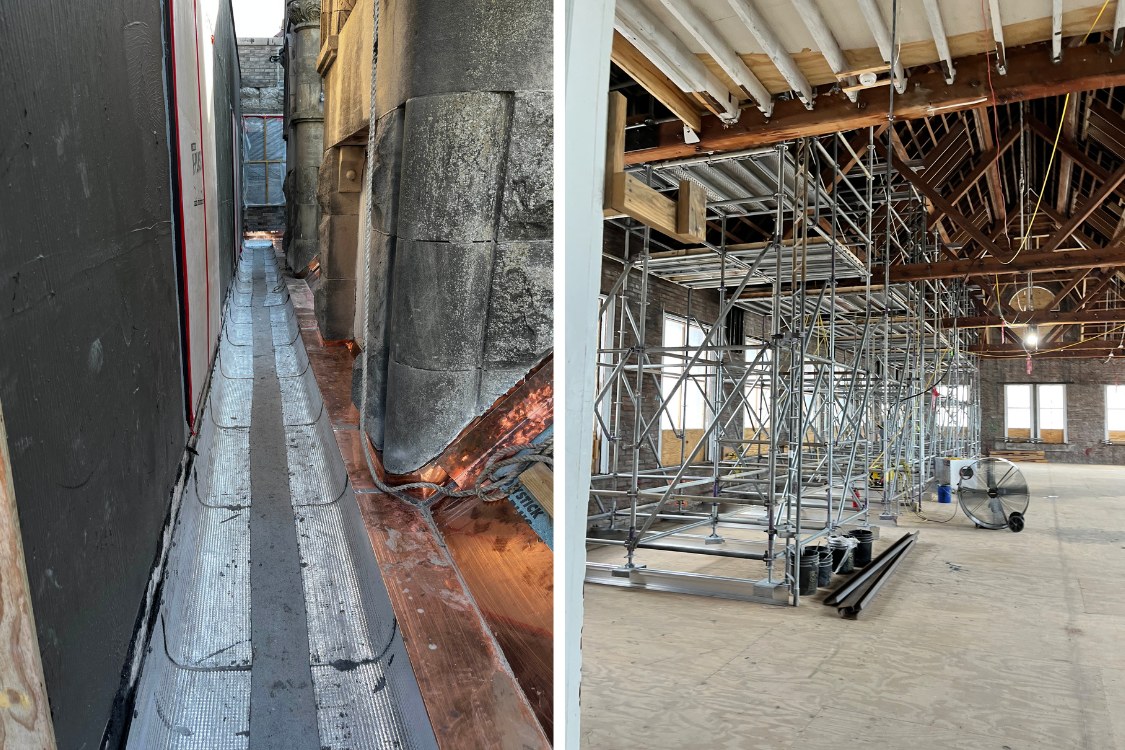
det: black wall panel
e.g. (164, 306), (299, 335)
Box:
(0, 1), (185, 746)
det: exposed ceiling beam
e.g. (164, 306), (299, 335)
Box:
(655, 0), (773, 116)
(1039, 162), (1125, 254)
(1027, 115), (1109, 181)
(856, 0), (906, 93)
(875, 140), (1009, 260)
(973, 346), (1122, 359)
(922, 0), (955, 83)
(971, 338), (1122, 355)
(611, 32), (703, 132)
(972, 108), (1009, 230)
(725, 0), (814, 108)
(625, 42), (1125, 165)
(1115, 0), (1125, 54)
(927, 125), (1021, 230)
(1072, 271), (1119, 312)
(615, 0), (741, 123)
(945, 306), (1125, 330)
(875, 245), (1125, 283)
(789, 0), (857, 101)
(1052, 0), (1063, 63)
(987, 0), (1008, 73)
(1055, 102), (1081, 214)
(1041, 268), (1094, 312)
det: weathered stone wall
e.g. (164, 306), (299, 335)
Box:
(354, 0), (553, 474)
(237, 37), (284, 114)
(282, 4), (323, 271)
(980, 356), (1125, 464)
(311, 0), (371, 336)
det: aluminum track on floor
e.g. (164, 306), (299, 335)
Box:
(126, 242), (437, 750)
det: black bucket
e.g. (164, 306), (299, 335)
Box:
(850, 528), (874, 568)
(817, 546), (833, 587)
(797, 547), (819, 595)
(830, 537), (854, 574)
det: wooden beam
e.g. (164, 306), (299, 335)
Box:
(876, 141), (1009, 260)
(1073, 271), (1119, 311)
(971, 338), (1122, 355)
(606, 173), (680, 240)
(973, 108), (1008, 229)
(1027, 115), (1110, 181)
(604, 92), (627, 205)
(611, 31), (703, 133)
(676, 180), (706, 239)
(1041, 268), (1093, 311)
(518, 464), (554, 518)
(974, 347), (1121, 359)
(945, 306), (1125, 329)
(0, 402), (56, 749)
(625, 42), (1125, 165)
(603, 92), (706, 243)
(1055, 100), (1081, 214)
(1040, 162), (1125, 253)
(927, 126), (1021, 230)
(876, 245), (1125, 283)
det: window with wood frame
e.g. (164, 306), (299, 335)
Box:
(741, 343), (771, 458)
(660, 315), (711, 466)
(1005, 384), (1066, 444)
(242, 115), (285, 206)
(1106, 385), (1125, 444)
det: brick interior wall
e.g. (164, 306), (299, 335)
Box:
(244, 205), (285, 233)
(980, 355), (1125, 464)
(595, 227), (771, 493)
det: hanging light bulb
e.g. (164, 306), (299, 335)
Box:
(1025, 324), (1039, 349)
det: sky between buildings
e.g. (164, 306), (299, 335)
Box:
(233, 0), (283, 38)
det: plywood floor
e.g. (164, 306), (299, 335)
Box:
(581, 464), (1125, 749)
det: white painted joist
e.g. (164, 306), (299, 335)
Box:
(789, 0), (858, 101)
(656, 0), (774, 115)
(725, 0), (815, 108)
(616, 0), (742, 122)
(922, 0), (955, 83)
(1115, 0), (1125, 54)
(988, 0), (1008, 73)
(856, 0), (908, 93)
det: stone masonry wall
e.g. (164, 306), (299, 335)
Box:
(237, 37), (284, 114)
(980, 356), (1125, 464)
(355, 0), (553, 474)
(239, 38), (284, 233)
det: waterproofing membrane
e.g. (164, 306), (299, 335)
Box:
(127, 243), (437, 749)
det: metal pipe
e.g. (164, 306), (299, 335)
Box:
(823, 531), (917, 607)
(837, 532), (919, 618)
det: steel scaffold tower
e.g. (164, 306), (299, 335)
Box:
(587, 131), (981, 604)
